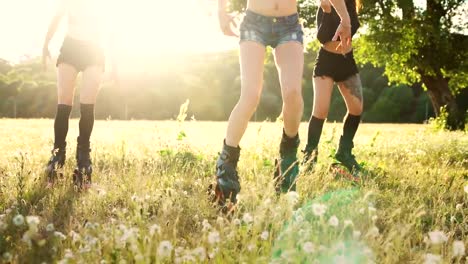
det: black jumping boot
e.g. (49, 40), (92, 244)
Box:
(334, 136), (361, 173)
(46, 143), (67, 186)
(274, 132), (300, 193)
(212, 141), (241, 210)
(73, 138), (92, 189)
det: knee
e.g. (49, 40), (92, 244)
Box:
(58, 95), (73, 105)
(238, 92), (261, 114)
(283, 87), (303, 106)
(348, 102), (363, 116)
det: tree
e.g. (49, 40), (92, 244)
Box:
(355, 0), (468, 130)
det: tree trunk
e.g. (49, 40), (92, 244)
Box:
(421, 74), (465, 130)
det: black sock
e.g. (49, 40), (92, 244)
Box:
(78, 104), (95, 145)
(54, 104), (72, 149)
(342, 114), (361, 143)
(306, 116), (325, 150)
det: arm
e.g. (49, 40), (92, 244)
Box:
(328, 0), (352, 50)
(217, 0), (238, 37)
(42, 0), (67, 70)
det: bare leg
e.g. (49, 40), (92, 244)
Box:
(274, 42), (304, 137)
(80, 66), (103, 104)
(312, 76), (334, 119)
(337, 73), (363, 115)
(57, 64), (78, 105)
(225, 42), (266, 147)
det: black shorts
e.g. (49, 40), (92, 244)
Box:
(313, 48), (358, 82)
(56, 37), (105, 72)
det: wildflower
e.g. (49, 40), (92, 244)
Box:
(328, 215), (339, 227)
(286, 191), (299, 205)
(192, 247), (206, 260)
(311, 203), (327, 217)
(302, 242), (315, 253)
(157, 240), (173, 258)
(54, 231), (67, 241)
(149, 224), (161, 236)
(242, 213), (253, 224)
(46, 223), (55, 232)
(455, 204), (463, 211)
(260, 231), (269, 241)
(353, 230), (362, 239)
(428, 231), (448, 245)
(26, 216), (40, 227)
(208, 231), (220, 244)
(12, 214), (24, 226)
(232, 218), (241, 226)
(452, 240), (465, 258)
(344, 219), (353, 227)
(69, 230), (81, 243)
(202, 219), (211, 231)
(424, 253), (442, 264)
(2, 252), (12, 262)
(367, 226), (379, 238)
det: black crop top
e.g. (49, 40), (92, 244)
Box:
(316, 0), (360, 44)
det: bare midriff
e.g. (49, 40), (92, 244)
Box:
(247, 0), (298, 17)
(322, 41), (353, 54)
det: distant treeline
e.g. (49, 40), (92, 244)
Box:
(1, 50), (461, 123)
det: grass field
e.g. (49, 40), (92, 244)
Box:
(0, 119), (467, 264)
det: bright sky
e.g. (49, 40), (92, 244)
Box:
(0, 0), (238, 63)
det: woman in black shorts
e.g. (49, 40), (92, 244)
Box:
(43, 0), (116, 188)
(303, 0), (363, 174)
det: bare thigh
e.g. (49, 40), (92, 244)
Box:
(274, 42), (304, 100)
(80, 66), (103, 104)
(57, 64), (78, 105)
(312, 76), (334, 119)
(337, 74), (363, 115)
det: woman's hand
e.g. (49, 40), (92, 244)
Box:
(320, 0), (332, 13)
(332, 22), (352, 53)
(42, 45), (51, 71)
(218, 9), (238, 37)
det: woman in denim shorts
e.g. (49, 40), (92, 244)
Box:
(42, 0), (118, 189)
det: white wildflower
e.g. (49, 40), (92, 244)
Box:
(208, 231), (220, 244)
(202, 219), (211, 231)
(302, 242), (315, 253)
(247, 243), (255, 252)
(157, 240), (173, 258)
(344, 219), (353, 227)
(149, 224), (161, 236)
(424, 253), (442, 264)
(46, 223), (55, 232)
(192, 247), (206, 260)
(12, 214), (24, 226)
(69, 230), (81, 243)
(312, 203), (327, 217)
(232, 218), (241, 226)
(242, 213), (253, 224)
(452, 240), (465, 258)
(428, 231), (448, 245)
(353, 230), (362, 239)
(26, 216), (40, 227)
(2, 252), (12, 262)
(367, 226), (379, 238)
(286, 191), (299, 205)
(54, 231), (67, 241)
(328, 215), (339, 227)
(260, 231), (269, 241)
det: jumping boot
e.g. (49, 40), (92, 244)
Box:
(334, 136), (361, 173)
(73, 138), (93, 190)
(211, 141), (241, 212)
(274, 133), (300, 193)
(46, 143), (66, 187)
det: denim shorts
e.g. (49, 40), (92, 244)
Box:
(239, 10), (303, 48)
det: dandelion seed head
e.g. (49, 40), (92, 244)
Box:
(208, 231), (220, 244)
(242, 213), (253, 224)
(12, 214), (24, 226)
(54, 231), (67, 241)
(302, 241), (315, 253)
(328, 215), (339, 227)
(202, 219), (212, 231)
(452, 240), (465, 257)
(26, 216), (40, 227)
(424, 253), (442, 264)
(149, 224), (161, 236)
(286, 191), (299, 205)
(46, 223), (55, 232)
(260, 231), (269, 240)
(312, 203), (327, 217)
(428, 231), (448, 245)
(157, 240), (173, 258)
